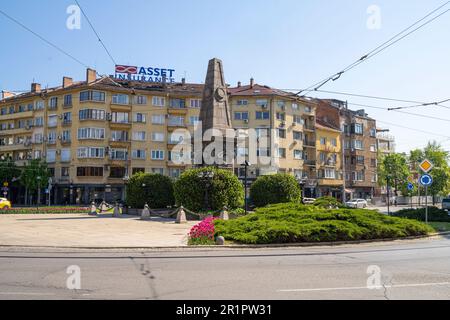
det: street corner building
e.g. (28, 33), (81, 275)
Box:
(0, 61), (390, 205)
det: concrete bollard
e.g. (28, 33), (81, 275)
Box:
(89, 201), (98, 216)
(141, 203), (151, 220)
(219, 206), (229, 221)
(176, 206), (187, 224)
(215, 236), (225, 245)
(113, 202), (121, 217)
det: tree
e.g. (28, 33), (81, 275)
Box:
(378, 153), (410, 198)
(0, 157), (20, 185)
(20, 160), (51, 205)
(250, 173), (302, 208)
(174, 167), (244, 212)
(126, 173), (175, 208)
(423, 142), (450, 203)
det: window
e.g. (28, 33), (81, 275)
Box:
(79, 109), (106, 121)
(49, 97), (58, 110)
(344, 140), (351, 149)
(61, 167), (70, 177)
(277, 128), (286, 139)
(190, 116), (200, 125)
(352, 123), (364, 135)
(152, 168), (164, 175)
(47, 131), (57, 144)
(370, 128), (377, 137)
(61, 149), (71, 162)
(353, 140), (364, 150)
(35, 101), (44, 110)
(234, 112), (249, 121)
(18, 105), (26, 113)
(292, 103), (299, 110)
(110, 149), (128, 160)
(151, 132), (165, 142)
(64, 94), (72, 107)
(370, 145), (377, 152)
(190, 99), (201, 108)
(320, 152), (326, 163)
(132, 150), (146, 160)
(276, 112), (285, 121)
(324, 169), (336, 179)
(27, 103), (33, 111)
(135, 95), (147, 105)
(62, 130), (71, 142)
(356, 156), (365, 165)
(132, 168), (145, 175)
(132, 131), (146, 141)
(276, 148), (286, 158)
(152, 96), (166, 107)
(151, 150), (165, 160)
(320, 137), (326, 145)
(152, 114), (165, 125)
(34, 134), (43, 144)
(236, 100), (248, 106)
(111, 112), (129, 123)
(256, 99), (268, 108)
(133, 113), (146, 123)
(169, 151), (189, 162)
(80, 90), (105, 102)
(277, 101), (286, 109)
(331, 138), (337, 147)
(112, 94), (129, 105)
(353, 171), (365, 181)
(111, 131), (128, 142)
(77, 128), (105, 140)
(294, 150), (303, 160)
(62, 112), (72, 124)
(305, 106), (312, 113)
(48, 115), (57, 128)
(255, 111), (269, 120)
(77, 167), (103, 177)
(293, 115), (304, 124)
(168, 116), (184, 126)
(371, 158), (377, 167)
(46, 150), (56, 163)
(77, 147), (105, 159)
(169, 168), (182, 179)
(34, 150), (42, 159)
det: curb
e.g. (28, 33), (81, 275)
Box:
(0, 232), (449, 251)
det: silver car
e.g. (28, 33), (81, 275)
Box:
(345, 199), (368, 208)
(442, 198), (450, 211)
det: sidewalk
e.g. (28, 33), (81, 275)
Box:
(0, 214), (197, 248)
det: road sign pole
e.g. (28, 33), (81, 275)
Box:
(386, 177), (390, 216)
(425, 186), (428, 224)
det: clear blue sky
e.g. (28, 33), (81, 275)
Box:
(1, 0), (449, 153)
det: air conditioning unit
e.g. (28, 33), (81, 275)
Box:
(244, 119), (249, 124)
(59, 114), (64, 120)
(261, 104), (268, 109)
(292, 122), (297, 127)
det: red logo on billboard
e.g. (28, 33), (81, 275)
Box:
(115, 65), (138, 74)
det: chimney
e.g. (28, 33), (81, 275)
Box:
(250, 78), (254, 88)
(237, 81), (241, 87)
(1, 91), (15, 100)
(63, 77), (73, 88)
(31, 83), (41, 93)
(86, 68), (97, 83)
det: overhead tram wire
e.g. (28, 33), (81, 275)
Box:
(376, 120), (450, 139)
(0, 8), (126, 90)
(294, 1), (450, 95)
(74, 0), (117, 66)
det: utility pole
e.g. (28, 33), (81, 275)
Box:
(386, 176), (390, 216)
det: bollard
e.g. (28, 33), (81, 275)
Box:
(89, 201), (98, 216)
(215, 236), (225, 245)
(141, 203), (151, 220)
(219, 206), (229, 221)
(176, 205), (187, 224)
(113, 202), (121, 217)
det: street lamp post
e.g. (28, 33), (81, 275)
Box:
(386, 176), (390, 216)
(243, 161), (250, 215)
(37, 176), (41, 209)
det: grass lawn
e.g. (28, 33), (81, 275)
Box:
(429, 222), (450, 232)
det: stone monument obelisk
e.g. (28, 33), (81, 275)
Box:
(198, 58), (234, 167)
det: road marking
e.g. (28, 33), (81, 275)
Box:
(277, 281), (450, 292)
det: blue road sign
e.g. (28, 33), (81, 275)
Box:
(419, 174), (433, 187)
(407, 183), (414, 191)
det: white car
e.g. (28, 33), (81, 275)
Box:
(302, 198), (316, 205)
(345, 199), (368, 209)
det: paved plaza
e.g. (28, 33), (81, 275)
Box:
(0, 214), (197, 248)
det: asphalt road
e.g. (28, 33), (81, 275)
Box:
(1, 236), (450, 300)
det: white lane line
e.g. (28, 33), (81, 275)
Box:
(277, 282), (450, 292)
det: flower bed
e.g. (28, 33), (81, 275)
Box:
(1, 207), (90, 214)
(188, 217), (217, 245)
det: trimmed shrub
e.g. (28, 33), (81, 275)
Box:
(313, 196), (344, 209)
(392, 207), (450, 222)
(126, 173), (175, 209)
(250, 174), (301, 208)
(174, 167), (244, 212)
(214, 203), (433, 244)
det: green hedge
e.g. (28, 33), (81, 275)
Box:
(313, 196), (344, 209)
(126, 173), (175, 209)
(392, 207), (450, 222)
(214, 203), (433, 244)
(250, 174), (301, 208)
(174, 167), (244, 212)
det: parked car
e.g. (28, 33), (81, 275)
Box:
(0, 198), (11, 210)
(345, 199), (368, 209)
(442, 198), (450, 211)
(302, 198), (316, 205)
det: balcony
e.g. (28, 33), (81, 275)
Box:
(304, 160), (317, 167)
(60, 138), (72, 145)
(168, 107), (188, 115)
(0, 127), (31, 136)
(110, 121), (132, 129)
(303, 124), (315, 132)
(109, 139), (131, 148)
(0, 143), (32, 152)
(318, 178), (344, 186)
(0, 111), (33, 121)
(303, 140), (316, 148)
(110, 104), (131, 112)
